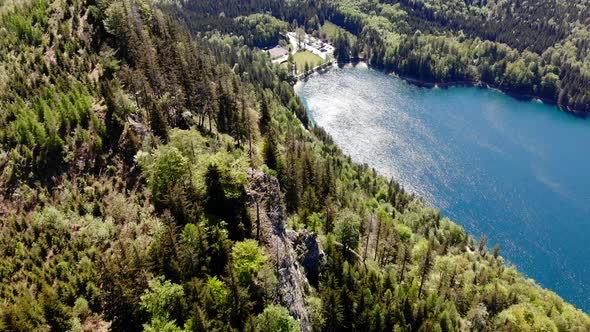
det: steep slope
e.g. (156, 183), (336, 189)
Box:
(247, 170), (313, 331)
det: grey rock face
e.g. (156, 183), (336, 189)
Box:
(247, 171), (318, 332)
(287, 229), (325, 287)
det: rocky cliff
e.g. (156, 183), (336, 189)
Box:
(247, 171), (325, 331)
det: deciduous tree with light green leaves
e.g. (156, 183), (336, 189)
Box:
(139, 146), (189, 205)
(255, 305), (300, 332)
(232, 239), (267, 285)
(334, 209), (361, 254)
(140, 276), (185, 332)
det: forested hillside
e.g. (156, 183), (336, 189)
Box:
(166, 0), (590, 114)
(0, 0), (589, 331)
(323, 0), (590, 113)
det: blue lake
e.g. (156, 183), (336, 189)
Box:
(296, 65), (590, 312)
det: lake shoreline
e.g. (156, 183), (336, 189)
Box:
(301, 60), (588, 117)
(396, 74), (590, 117)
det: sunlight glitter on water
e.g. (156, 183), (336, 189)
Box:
(297, 65), (590, 312)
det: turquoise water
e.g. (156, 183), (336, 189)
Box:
(296, 65), (590, 312)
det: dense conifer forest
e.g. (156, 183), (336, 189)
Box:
(168, 0), (590, 113)
(323, 0), (590, 113)
(0, 0), (589, 331)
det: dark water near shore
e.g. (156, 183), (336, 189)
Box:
(296, 65), (590, 312)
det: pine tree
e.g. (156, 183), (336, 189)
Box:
(205, 163), (225, 217)
(418, 240), (435, 298)
(263, 128), (280, 171)
(323, 289), (343, 332)
(259, 93), (271, 135)
(399, 243), (412, 282)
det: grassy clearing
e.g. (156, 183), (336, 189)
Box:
(320, 21), (342, 40)
(320, 21), (356, 43)
(292, 51), (322, 73)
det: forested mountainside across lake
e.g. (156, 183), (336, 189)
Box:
(0, 0), (589, 331)
(167, 0), (590, 114)
(324, 0), (590, 114)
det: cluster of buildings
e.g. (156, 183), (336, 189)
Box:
(266, 31), (334, 65)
